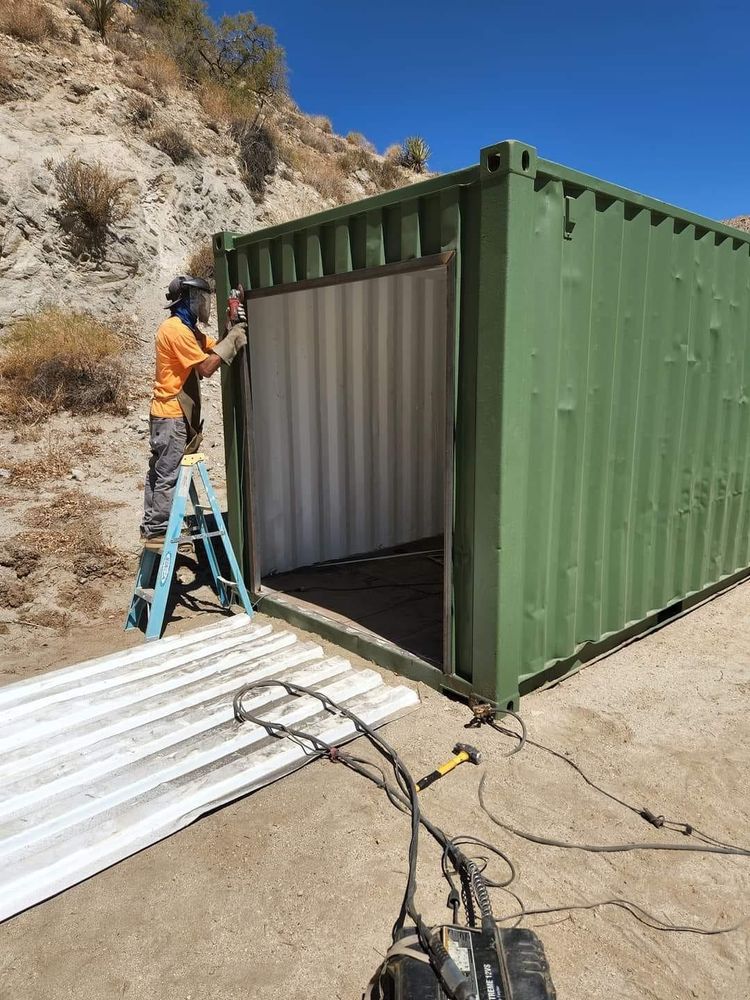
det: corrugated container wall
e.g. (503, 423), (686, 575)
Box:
(214, 140), (750, 707)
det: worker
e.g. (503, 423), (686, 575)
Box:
(140, 275), (247, 545)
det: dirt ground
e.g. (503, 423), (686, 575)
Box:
(0, 575), (748, 1000)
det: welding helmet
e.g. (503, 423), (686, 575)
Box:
(165, 275), (212, 325)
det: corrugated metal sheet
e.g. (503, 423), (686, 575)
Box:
(249, 267), (448, 575)
(0, 615), (419, 921)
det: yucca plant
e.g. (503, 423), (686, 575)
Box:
(82, 0), (118, 40)
(399, 136), (430, 173)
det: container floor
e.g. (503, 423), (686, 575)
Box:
(261, 537), (444, 667)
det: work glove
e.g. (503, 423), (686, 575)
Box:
(212, 325), (247, 365)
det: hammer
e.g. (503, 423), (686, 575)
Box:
(415, 743), (482, 792)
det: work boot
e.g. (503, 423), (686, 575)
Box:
(143, 535), (166, 551)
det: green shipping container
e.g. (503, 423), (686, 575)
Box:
(214, 139), (750, 708)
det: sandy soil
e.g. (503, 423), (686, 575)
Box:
(0, 576), (748, 999)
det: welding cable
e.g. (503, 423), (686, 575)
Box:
(232, 682), (744, 951)
(479, 708), (750, 855)
(234, 677), (483, 1000)
(494, 898), (745, 936)
(478, 773), (750, 856)
(233, 679), (424, 943)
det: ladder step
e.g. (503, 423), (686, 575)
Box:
(134, 588), (154, 603)
(175, 530), (224, 544)
(216, 577), (238, 588)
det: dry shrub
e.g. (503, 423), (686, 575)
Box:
(120, 71), (156, 98)
(0, 309), (130, 419)
(298, 154), (348, 204)
(384, 143), (401, 161)
(67, 0), (95, 30)
(139, 51), (182, 94)
(300, 124), (332, 156)
(151, 124), (194, 163)
(338, 145), (372, 175)
(127, 92), (155, 127)
(232, 119), (278, 197)
(185, 242), (214, 282)
(17, 489), (127, 586)
(23, 489), (122, 546)
(197, 80), (236, 123)
(109, 29), (146, 60)
(309, 114), (332, 134)
(0, 0), (56, 43)
(6, 445), (72, 486)
(53, 155), (131, 254)
(372, 158), (406, 192)
(346, 131), (375, 152)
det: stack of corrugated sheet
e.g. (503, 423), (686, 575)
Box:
(0, 614), (419, 922)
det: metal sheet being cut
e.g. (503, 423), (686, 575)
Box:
(0, 614), (419, 922)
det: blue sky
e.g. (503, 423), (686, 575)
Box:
(208, 1), (749, 220)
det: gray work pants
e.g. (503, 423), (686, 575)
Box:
(141, 416), (187, 538)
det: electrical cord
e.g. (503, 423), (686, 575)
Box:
(470, 700), (750, 857)
(494, 899), (744, 936)
(478, 774), (750, 855)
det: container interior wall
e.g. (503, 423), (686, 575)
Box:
(497, 167), (750, 688)
(248, 266), (448, 576)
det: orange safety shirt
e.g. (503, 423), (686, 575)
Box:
(150, 315), (217, 418)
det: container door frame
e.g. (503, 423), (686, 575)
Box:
(240, 250), (457, 676)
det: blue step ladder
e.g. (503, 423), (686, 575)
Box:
(125, 453), (253, 641)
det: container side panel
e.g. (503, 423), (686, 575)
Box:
(501, 170), (750, 689)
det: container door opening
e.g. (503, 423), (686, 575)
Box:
(246, 262), (453, 669)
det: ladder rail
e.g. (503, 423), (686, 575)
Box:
(124, 455), (253, 640)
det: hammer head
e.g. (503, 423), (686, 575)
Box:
(453, 742), (482, 764)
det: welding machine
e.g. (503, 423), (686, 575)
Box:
(369, 923), (555, 1000)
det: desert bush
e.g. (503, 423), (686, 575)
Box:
(5, 441), (72, 485)
(309, 114), (332, 133)
(0, 309), (130, 419)
(127, 93), (155, 126)
(185, 242), (214, 282)
(398, 135), (430, 173)
(197, 79), (233, 121)
(372, 158), (406, 192)
(53, 156), (131, 253)
(346, 131), (375, 152)
(139, 51), (182, 94)
(0, 0), (56, 42)
(151, 124), (194, 163)
(109, 29), (146, 59)
(384, 143), (401, 162)
(80, 0), (117, 39)
(338, 145), (372, 176)
(231, 119), (278, 197)
(120, 71), (156, 98)
(300, 124), (332, 156)
(296, 153), (347, 204)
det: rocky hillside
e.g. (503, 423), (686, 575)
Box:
(0, 0), (421, 653)
(0, 0), (416, 348)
